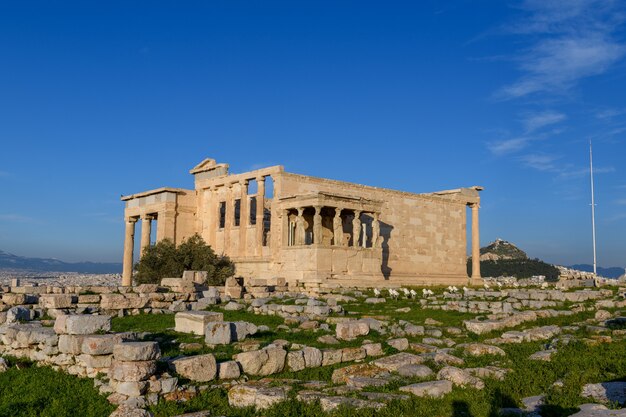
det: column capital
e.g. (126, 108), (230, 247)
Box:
(297, 207), (304, 215)
(126, 217), (138, 224)
(256, 176), (266, 183)
(140, 214), (154, 221)
(313, 205), (322, 213)
(334, 207), (342, 217)
(239, 179), (249, 187)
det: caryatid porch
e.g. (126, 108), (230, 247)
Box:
(277, 192), (385, 284)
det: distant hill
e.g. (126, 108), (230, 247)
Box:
(568, 264), (625, 279)
(469, 239), (560, 281)
(479, 238), (527, 261)
(0, 250), (122, 274)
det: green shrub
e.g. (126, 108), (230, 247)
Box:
(134, 234), (234, 285)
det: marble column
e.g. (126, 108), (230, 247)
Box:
(333, 207), (343, 246)
(372, 212), (381, 248)
(471, 203), (481, 280)
(140, 215), (152, 257)
(239, 180), (249, 257)
(256, 176), (266, 254)
(352, 210), (361, 248)
(224, 183), (234, 254)
(122, 217), (137, 286)
(207, 186), (217, 247)
(313, 206), (322, 245)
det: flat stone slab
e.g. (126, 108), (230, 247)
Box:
(400, 380), (453, 398)
(228, 383), (289, 409)
(582, 382), (626, 405)
(371, 352), (423, 371)
(570, 404), (626, 416)
(175, 311), (224, 335)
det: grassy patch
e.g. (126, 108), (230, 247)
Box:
(0, 362), (114, 417)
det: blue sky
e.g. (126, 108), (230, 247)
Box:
(0, 1), (625, 267)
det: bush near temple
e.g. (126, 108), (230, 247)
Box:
(134, 234), (234, 285)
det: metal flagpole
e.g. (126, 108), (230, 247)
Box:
(590, 140), (597, 276)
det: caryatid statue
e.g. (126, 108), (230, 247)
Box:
(333, 208), (343, 246)
(372, 212), (381, 248)
(295, 207), (306, 245)
(352, 210), (361, 247)
(313, 206), (323, 245)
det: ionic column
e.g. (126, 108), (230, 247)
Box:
(207, 186), (217, 247)
(282, 209), (290, 246)
(471, 203), (481, 280)
(372, 212), (381, 248)
(122, 217), (137, 286)
(224, 183), (234, 255)
(313, 206), (322, 245)
(256, 176), (266, 254)
(295, 207), (305, 245)
(239, 180), (249, 257)
(140, 215), (152, 257)
(333, 207), (343, 246)
(352, 210), (361, 247)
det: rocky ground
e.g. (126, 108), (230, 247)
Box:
(4, 282), (626, 417)
(113, 284), (626, 416)
(0, 269), (120, 286)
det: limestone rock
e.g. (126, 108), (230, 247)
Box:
(582, 382), (626, 405)
(234, 346), (286, 376)
(437, 366), (485, 389)
(569, 404), (626, 416)
(109, 404), (152, 417)
(398, 364), (434, 378)
(218, 360), (241, 379)
(170, 354), (217, 382)
(62, 315), (111, 335)
(81, 335), (118, 355)
(336, 321), (369, 340)
(462, 343), (506, 357)
(302, 346), (323, 368)
(113, 342), (161, 361)
(387, 337), (409, 351)
(372, 353), (423, 372)
(110, 360), (157, 382)
(174, 311), (223, 335)
(331, 363), (390, 384)
(287, 350), (305, 371)
(228, 383), (288, 409)
(400, 380), (453, 398)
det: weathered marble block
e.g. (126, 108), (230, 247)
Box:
(175, 311), (224, 335)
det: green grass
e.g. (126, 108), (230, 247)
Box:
(0, 359), (114, 417)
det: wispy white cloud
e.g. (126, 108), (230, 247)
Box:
(487, 136), (534, 156)
(522, 111), (567, 132)
(595, 108), (626, 119)
(519, 153), (561, 171)
(497, 0), (626, 100)
(557, 165), (615, 180)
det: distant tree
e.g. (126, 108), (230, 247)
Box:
(134, 234), (234, 285)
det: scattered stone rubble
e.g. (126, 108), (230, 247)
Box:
(2, 273), (626, 416)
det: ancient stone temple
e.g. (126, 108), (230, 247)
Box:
(121, 158), (482, 288)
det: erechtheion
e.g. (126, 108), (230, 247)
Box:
(121, 158), (482, 288)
